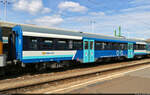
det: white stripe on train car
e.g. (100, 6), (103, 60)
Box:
(23, 31), (82, 40)
(134, 50), (147, 53)
(22, 50), (77, 59)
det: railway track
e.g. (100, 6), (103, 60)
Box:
(0, 58), (150, 94)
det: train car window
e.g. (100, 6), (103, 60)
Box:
(95, 41), (103, 50)
(136, 44), (139, 50)
(143, 45), (146, 50)
(69, 40), (73, 49)
(104, 42), (108, 50)
(135, 44), (138, 50)
(102, 42), (106, 50)
(121, 43), (127, 50)
(108, 42), (112, 50)
(39, 38), (53, 50)
(56, 40), (69, 50)
(111, 42), (115, 50)
(29, 37), (38, 50)
(125, 43), (128, 50)
(112, 43), (119, 50)
(23, 36), (29, 50)
(73, 40), (83, 50)
(84, 41), (88, 50)
(136, 44), (145, 50)
(120, 44), (123, 50)
(105, 42), (108, 50)
(129, 44), (132, 50)
(23, 36), (40, 50)
(90, 41), (93, 49)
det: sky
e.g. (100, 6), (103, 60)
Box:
(0, 0), (150, 39)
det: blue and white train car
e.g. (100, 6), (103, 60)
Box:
(5, 25), (148, 68)
(134, 41), (147, 56)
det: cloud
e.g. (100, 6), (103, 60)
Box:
(62, 11), (150, 39)
(58, 1), (88, 13)
(13, 0), (51, 15)
(130, 0), (150, 5)
(26, 15), (64, 27)
(89, 12), (105, 16)
(121, 5), (150, 12)
(42, 8), (51, 14)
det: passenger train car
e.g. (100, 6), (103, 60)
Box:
(0, 25), (150, 74)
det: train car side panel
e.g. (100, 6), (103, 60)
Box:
(12, 25), (23, 61)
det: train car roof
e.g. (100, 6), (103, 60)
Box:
(13, 25), (146, 43)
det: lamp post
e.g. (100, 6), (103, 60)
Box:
(90, 20), (96, 33)
(0, 0), (11, 21)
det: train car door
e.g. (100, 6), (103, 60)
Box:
(89, 40), (94, 62)
(83, 39), (95, 63)
(128, 43), (134, 58)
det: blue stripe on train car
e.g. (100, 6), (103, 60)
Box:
(73, 50), (83, 61)
(95, 50), (128, 58)
(23, 55), (73, 59)
(134, 53), (147, 55)
(22, 57), (73, 63)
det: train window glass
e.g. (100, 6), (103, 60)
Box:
(29, 37), (38, 50)
(143, 45), (146, 50)
(123, 44), (125, 50)
(84, 41), (88, 50)
(136, 44), (138, 50)
(129, 44), (133, 50)
(137, 44), (144, 50)
(57, 40), (69, 50)
(40, 38), (53, 50)
(111, 42), (115, 50)
(131, 44), (133, 49)
(23, 36), (29, 50)
(108, 42), (112, 50)
(90, 41), (93, 49)
(122, 44), (125, 50)
(123, 43), (126, 50)
(120, 44), (123, 50)
(112, 43), (119, 50)
(138, 44), (140, 50)
(105, 42), (108, 50)
(95, 41), (102, 50)
(128, 44), (131, 50)
(125, 43), (128, 50)
(69, 40), (73, 49)
(101, 43), (105, 50)
(73, 40), (83, 50)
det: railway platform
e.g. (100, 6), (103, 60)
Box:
(68, 65), (150, 94)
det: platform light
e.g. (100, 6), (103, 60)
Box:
(0, 0), (11, 21)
